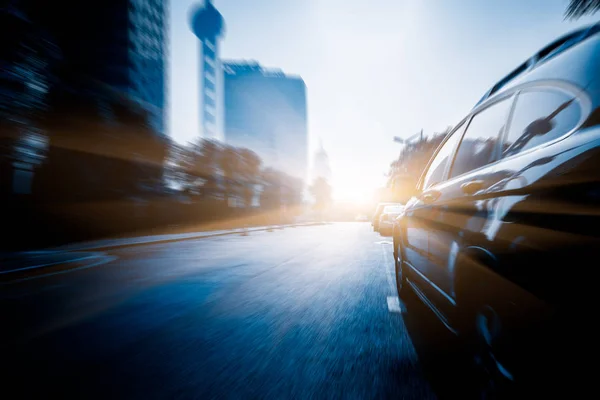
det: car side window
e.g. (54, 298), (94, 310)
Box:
(502, 90), (581, 158)
(450, 98), (511, 178)
(421, 124), (465, 189)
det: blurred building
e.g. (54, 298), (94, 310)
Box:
(190, 0), (225, 141)
(3, 0), (169, 133)
(124, 0), (169, 133)
(41, 0), (169, 133)
(312, 141), (332, 183)
(223, 60), (308, 181)
(2, 0), (169, 196)
(1, 1), (56, 196)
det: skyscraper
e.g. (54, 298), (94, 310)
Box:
(223, 61), (308, 181)
(37, 0), (169, 132)
(1, 0), (169, 197)
(126, 0), (169, 133)
(312, 141), (332, 183)
(190, 0), (225, 141)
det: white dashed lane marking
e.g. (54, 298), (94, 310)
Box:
(1, 255), (118, 285)
(379, 243), (396, 293)
(387, 296), (405, 313)
(378, 239), (407, 314)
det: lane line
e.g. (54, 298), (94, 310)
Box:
(380, 241), (406, 314)
(0, 255), (100, 275)
(1, 255), (118, 285)
(387, 296), (405, 313)
(380, 244), (396, 293)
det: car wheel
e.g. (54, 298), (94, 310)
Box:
(455, 256), (519, 398)
(395, 242), (407, 300)
(469, 305), (516, 399)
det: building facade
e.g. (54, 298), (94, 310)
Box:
(1, 0), (169, 197)
(223, 61), (308, 181)
(190, 0), (225, 141)
(38, 0), (169, 132)
(127, 0), (169, 133)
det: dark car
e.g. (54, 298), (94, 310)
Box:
(393, 23), (600, 396)
(378, 204), (404, 236)
(371, 202), (397, 231)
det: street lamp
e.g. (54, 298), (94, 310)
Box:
(393, 130), (423, 145)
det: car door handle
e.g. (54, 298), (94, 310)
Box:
(422, 190), (441, 204)
(461, 180), (485, 195)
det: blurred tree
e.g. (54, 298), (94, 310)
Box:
(164, 141), (191, 191)
(1, 3), (58, 198)
(565, 0), (600, 18)
(199, 140), (222, 200)
(175, 139), (222, 199)
(260, 168), (282, 211)
(219, 145), (241, 206)
(238, 148), (261, 208)
(172, 141), (200, 195)
(388, 128), (449, 191)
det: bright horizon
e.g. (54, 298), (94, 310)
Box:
(170, 0), (598, 203)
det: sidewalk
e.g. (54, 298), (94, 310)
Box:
(0, 222), (323, 276)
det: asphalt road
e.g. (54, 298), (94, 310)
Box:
(1, 223), (450, 399)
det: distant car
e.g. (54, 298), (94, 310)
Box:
(393, 22), (600, 396)
(372, 202), (399, 231)
(378, 205), (404, 236)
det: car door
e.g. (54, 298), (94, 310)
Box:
(402, 123), (464, 291)
(425, 95), (515, 314)
(482, 85), (591, 306)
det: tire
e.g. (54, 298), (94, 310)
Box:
(395, 241), (408, 300)
(454, 254), (533, 399)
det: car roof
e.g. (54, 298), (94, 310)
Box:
(416, 24), (600, 193)
(475, 22), (600, 107)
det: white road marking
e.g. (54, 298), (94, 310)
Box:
(1, 255), (118, 285)
(380, 242), (408, 314)
(380, 244), (396, 293)
(0, 255), (99, 275)
(387, 296), (405, 313)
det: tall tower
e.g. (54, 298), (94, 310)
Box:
(312, 140), (332, 183)
(190, 0), (225, 141)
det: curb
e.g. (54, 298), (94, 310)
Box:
(0, 223), (326, 278)
(48, 222), (325, 253)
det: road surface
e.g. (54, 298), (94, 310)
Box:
(1, 223), (449, 399)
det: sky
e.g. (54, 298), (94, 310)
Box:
(169, 0), (598, 203)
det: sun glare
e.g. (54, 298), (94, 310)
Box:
(333, 183), (371, 205)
